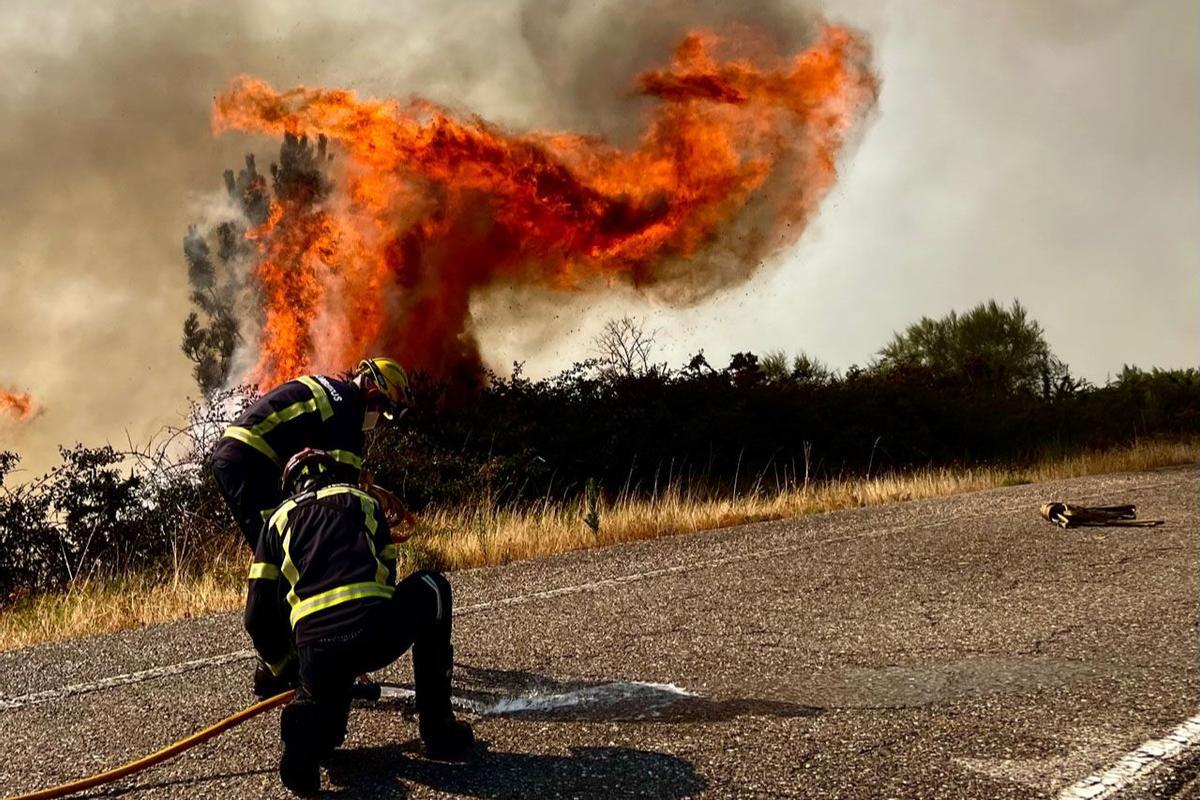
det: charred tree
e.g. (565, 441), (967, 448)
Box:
(180, 135), (333, 394)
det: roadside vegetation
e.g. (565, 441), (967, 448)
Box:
(2, 301), (1197, 650)
(2, 438), (1193, 650)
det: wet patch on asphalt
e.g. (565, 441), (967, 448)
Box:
(367, 663), (823, 724)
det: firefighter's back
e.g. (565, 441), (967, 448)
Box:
(271, 484), (397, 646)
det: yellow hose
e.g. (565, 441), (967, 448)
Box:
(3, 690), (295, 800)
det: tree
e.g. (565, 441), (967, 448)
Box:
(760, 350), (834, 385)
(181, 134), (334, 394)
(0, 452), (58, 597)
(179, 151), (267, 394)
(876, 300), (1067, 397)
(791, 352), (834, 385)
(761, 350), (790, 383)
(593, 316), (657, 378)
(726, 351), (763, 388)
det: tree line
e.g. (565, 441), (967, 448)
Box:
(366, 302), (1197, 510)
(2, 302), (1196, 601)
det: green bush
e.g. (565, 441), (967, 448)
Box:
(0, 398), (240, 602)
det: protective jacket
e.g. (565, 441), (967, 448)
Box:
(245, 483), (397, 673)
(215, 375), (366, 481)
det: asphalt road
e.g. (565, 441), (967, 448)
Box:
(1, 466), (1196, 799)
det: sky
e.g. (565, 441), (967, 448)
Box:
(0, 0), (1196, 475)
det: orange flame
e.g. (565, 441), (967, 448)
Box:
(0, 388), (37, 423)
(213, 23), (878, 388)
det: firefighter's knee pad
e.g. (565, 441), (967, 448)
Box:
(413, 570), (452, 624)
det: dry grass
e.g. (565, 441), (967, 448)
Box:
(1, 439), (1193, 651)
(416, 438), (1197, 569)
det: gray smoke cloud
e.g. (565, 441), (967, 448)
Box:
(0, 0), (1195, 476)
(499, 0), (1199, 381)
(0, 0), (589, 472)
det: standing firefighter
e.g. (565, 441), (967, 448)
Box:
(247, 448), (474, 794)
(211, 357), (411, 550)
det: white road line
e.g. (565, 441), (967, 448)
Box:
(0, 649), (256, 711)
(0, 475), (1187, 714)
(1057, 713), (1200, 799)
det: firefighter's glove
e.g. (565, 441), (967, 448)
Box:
(253, 655), (299, 699)
(366, 482), (417, 537)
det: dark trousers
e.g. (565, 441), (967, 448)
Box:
(211, 443), (282, 548)
(296, 571), (455, 746)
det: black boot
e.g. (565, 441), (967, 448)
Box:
(317, 692), (351, 756)
(279, 698), (322, 795)
(414, 643), (474, 760)
(420, 712), (475, 761)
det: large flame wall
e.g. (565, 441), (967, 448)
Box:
(213, 23), (878, 388)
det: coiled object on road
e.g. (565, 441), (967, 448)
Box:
(1040, 502), (1163, 528)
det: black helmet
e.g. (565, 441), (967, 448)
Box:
(281, 447), (337, 494)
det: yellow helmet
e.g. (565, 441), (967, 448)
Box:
(356, 357), (412, 417)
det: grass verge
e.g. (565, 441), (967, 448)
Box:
(1, 439), (1194, 651)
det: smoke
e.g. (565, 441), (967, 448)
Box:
(516, 1), (825, 136)
(4, 0), (715, 468)
(1, 0), (1194, 476)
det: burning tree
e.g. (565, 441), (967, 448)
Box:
(181, 134), (334, 393)
(185, 23), (878, 394)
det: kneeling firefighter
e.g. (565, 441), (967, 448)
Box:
(245, 448), (474, 794)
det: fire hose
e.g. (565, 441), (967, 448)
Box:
(4, 678), (390, 800)
(3, 690), (295, 800)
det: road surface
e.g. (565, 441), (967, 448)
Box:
(2, 466), (1196, 799)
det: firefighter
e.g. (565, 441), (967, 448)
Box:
(210, 356), (411, 550)
(213, 357), (412, 699)
(246, 448), (474, 795)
